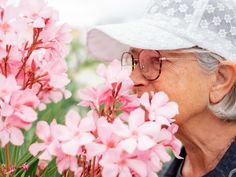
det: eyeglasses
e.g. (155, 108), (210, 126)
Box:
(121, 47), (220, 81)
(121, 50), (163, 81)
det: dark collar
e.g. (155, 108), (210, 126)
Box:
(160, 139), (236, 177)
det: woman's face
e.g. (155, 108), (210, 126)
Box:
(130, 48), (214, 125)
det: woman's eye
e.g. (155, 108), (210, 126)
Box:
(151, 57), (160, 64)
(133, 59), (139, 65)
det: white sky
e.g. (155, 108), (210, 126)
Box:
(12, 0), (149, 28)
(48, 0), (150, 27)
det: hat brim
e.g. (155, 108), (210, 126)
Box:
(87, 19), (195, 61)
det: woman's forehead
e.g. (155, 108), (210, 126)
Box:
(129, 48), (142, 55)
(129, 48), (190, 56)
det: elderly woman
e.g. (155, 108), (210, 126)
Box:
(87, 0), (236, 176)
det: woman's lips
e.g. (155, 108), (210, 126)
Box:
(132, 87), (143, 97)
(133, 86), (155, 98)
(133, 88), (148, 98)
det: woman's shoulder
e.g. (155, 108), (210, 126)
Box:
(204, 138), (236, 177)
(158, 148), (186, 177)
(159, 139), (236, 177)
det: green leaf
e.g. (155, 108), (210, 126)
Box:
(13, 155), (38, 177)
(0, 147), (6, 164)
(40, 158), (60, 177)
(20, 171), (26, 177)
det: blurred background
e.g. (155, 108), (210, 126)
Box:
(48, 0), (149, 119)
(46, 0), (149, 86)
(53, 0), (149, 86)
(26, 0), (150, 120)
(10, 0), (150, 120)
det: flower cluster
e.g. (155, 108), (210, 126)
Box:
(30, 60), (182, 177)
(0, 0), (71, 148)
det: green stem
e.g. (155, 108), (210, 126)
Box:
(68, 170), (73, 177)
(91, 157), (96, 177)
(63, 170), (67, 177)
(16, 29), (41, 79)
(0, 165), (5, 177)
(5, 144), (10, 172)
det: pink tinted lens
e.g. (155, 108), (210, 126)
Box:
(139, 50), (161, 80)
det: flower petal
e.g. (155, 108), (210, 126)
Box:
(139, 92), (151, 110)
(97, 118), (113, 144)
(128, 108), (145, 131)
(53, 124), (72, 141)
(157, 102), (179, 118)
(33, 17), (45, 28)
(38, 150), (52, 161)
(137, 135), (156, 151)
(1, 103), (13, 116)
(102, 164), (119, 177)
(151, 91), (169, 107)
(61, 139), (80, 156)
(77, 133), (94, 146)
(127, 159), (147, 177)
(138, 121), (161, 138)
(65, 110), (80, 130)
(36, 121), (50, 141)
(119, 137), (137, 154)
(112, 118), (130, 137)
(78, 116), (95, 132)
(119, 166), (132, 177)
(0, 130), (9, 147)
(154, 116), (171, 126)
(9, 127), (24, 146)
(29, 143), (46, 156)
(85, 142), (106, 159)
(96, 64), (106, 77)
(153, 144), (171, 162)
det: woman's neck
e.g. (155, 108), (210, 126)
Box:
(176, 111), (236, 177)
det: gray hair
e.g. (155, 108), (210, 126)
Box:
(194, 51), (236, 121)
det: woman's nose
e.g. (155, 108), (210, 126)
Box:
(130, 66), (149, 86)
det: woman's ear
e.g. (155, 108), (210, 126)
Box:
(209, 62), (236, 104)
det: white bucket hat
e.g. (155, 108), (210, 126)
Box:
(87, 0), (236, 63)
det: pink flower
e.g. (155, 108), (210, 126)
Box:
(74, 167), (83, 177)
(36, 160), (48, 176)
(78, 85), (111, 110)
(140, 92), (179, 125)
(0, 0), (7, 8)
(96, 60), (134, 102)
(85, 117), (121, 159)
(162, 124), (183, 159)
(0, 89), (39, 131)
(100, 149), (148, 177)
(44, 59), (70, 88)
(0, 1), (73, 175)
(0, 5), (21, 45)
(38, 160), (48, 170)
(78, 87), (100, 109)
(113, 108), (160, 154)
(78, 60), (139, 119)
(55, 110), (95, 156)
(96, 59), (133, 86)
(29, 120), (60, 160)
(20, 163), (29, 171)
(116, 93), (140, 115)
(9, 90), (39, 123)
(40, 23), (72, 44)
(56, 154), (78, 174)
(19, 0), (58, 28)
(0, 74), (20, 103)
(136, 144), (172, 174)
(0, 117), (24, 147)
(54, 147), (78, 174)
